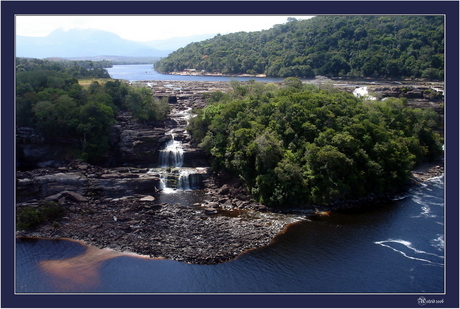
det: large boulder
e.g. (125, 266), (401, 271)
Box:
(45, 190), (88, 203)
(183, 148), (211, 167)
(115, 129), (165, 165)
(16, 172), (88, 202)
(93, 173), (161, 198)
(16, 169), (162, 202)
(16, 127), (70, 168)
(35, 172), (88, 197)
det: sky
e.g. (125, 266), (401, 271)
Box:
(16, 15), (313, 42)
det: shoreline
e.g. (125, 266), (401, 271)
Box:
(159, 71), (444, 82)
(16, 159), (443, 265)
(165, 71), (268, 78)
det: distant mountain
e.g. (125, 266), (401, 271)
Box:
(63, 55), (163, 64)
(16, 28), (174, 59)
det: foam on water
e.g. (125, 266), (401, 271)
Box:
(375, 239), (444, 267)
(410, 174), (444, 219)
(430, 235), (444, 252)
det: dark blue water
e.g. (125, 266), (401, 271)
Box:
(106, 64), (289, 82)
(16, 176), (444, 293)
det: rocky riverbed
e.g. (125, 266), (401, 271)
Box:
(15, 158), (444, 264)
(16, 161), (302, 264)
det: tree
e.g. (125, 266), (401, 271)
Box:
(125, 87), (170, 123)
(33, 95), (79, 139)
(77, 101), (115, 163)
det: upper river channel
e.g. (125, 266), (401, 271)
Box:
(16, 64), (445, 294)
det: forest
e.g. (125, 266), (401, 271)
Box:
(16, 57), (113, 77)
(188, 79), (443, 208)
(16, 58), (169, 163)
(155, 15), (444, 80)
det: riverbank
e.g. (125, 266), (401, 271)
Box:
(15, 170), (301, 264)
(15, 158), (443, 265)
(165, 70), (267, 78)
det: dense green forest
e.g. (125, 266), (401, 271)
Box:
(16, 58), (169, 163)
(16, 57), (113, 78)
(188, 79), (443, 208)
(155, 16), (444, 80)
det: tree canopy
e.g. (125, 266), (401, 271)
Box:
(155, 16), (444, 80)
(16, 58), (169, 164)
(188, 79), (443, 208)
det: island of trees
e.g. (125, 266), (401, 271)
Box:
(188, 79), (443, 208)
(155, 15), (444, 80)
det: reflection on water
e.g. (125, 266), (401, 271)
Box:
(39, 245), (123, 291)
(16, 177), (444, 294)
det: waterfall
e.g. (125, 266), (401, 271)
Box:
(353, 86), (377, 100)
(156, 134), (204, 192)
(154, 167), (203, 192)
(159, 135), (184, 168)
(178, 169), (202, 190)
(159, 171), (172, 193)
(154, 105), (207, 193)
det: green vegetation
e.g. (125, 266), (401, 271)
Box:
(125, 86), (170, 123)
(16, 57), (112, 78)
(16, 58), (169, 163)
(155, 16), (444, 80)
(188, 79), (443, 208)
(16, 201), (65, 231)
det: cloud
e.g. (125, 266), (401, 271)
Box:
(16, 15), (312, 42)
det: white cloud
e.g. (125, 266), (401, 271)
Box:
(16, 15), (313, 41)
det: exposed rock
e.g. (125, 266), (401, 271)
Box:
(206, 202), (219, 208)
(17, 197), (300, 265)
(16, 165), (161, 202)
(182, 147), (211, 167)
(411, 160), (444, 182)
(45, 191), (88, 203)
(139, 195), (156, 202)
(93, 173), (161, 198)
(113, 120), (168, 166)
(204, 208), (218, 215)
(218, 184), (230, 195)
(32, 172), (88, 201)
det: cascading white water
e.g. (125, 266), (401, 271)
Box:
(353, 86), (378, 100)
(176, 107), (194, 128)
(178, 168), (202, 190)
(155, 106), (205, 193)
(159, 135), (184, 168)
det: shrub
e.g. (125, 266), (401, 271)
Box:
(16, 201), (65, 231)
(17, 207), (44, 231)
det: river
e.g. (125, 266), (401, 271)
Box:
(16, 176), (444, 293)
(15, 64), (445, 294)
(106, 64), (289, 82)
